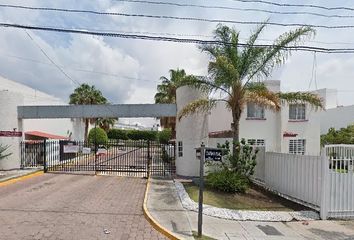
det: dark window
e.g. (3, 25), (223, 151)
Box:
(178, 141), (183, 157)
(289, 104), (306, 120)
(247, 103), (265, 119)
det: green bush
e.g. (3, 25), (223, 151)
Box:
(206, 169), (249, 193)
(107, 129), (128, 140)
(126, 130), (157, 141)
(158, 129), (172, 144)
(88, 127), (108, 145)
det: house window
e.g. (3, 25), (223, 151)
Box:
(247, 103), (265, 119)
(247, 139), (265, 146)
(289, 104), (306, 120)
(178, 141), (183, 157)
(289, 139), (306, 155)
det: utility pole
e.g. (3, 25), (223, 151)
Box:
(198, 143), (205, 237)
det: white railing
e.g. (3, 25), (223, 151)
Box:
(253, 145), (354, 219)
(321, 145), (354, 219)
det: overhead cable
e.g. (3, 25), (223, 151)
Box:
(224, 0), (354, 11)
(2, 4), (354, 29)
(113, 0), (354, 19)
(3, 23), (354, 54)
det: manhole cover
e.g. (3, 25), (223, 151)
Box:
(257, 225), (283, 236)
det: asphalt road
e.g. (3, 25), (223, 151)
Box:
(0, 173), (166, 240)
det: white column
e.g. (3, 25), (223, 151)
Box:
(175, 86), (209, 177)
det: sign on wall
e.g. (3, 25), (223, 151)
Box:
(0, 131), (22, 137)
(205, 149), (222, 161)
(82, 147), (91, 154)
(63, 145), (79, 153)
(196, 148), (223, 162)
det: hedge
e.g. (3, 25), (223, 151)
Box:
(107, 129), (128, 140)
(157, 129), (172, 144)
(107, 129), (158, 141)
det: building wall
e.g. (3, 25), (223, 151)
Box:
(0, 76), (84, 141)
(0, 91), (23, 169)
(280, 104), (321, 156)
(320, 105), (354, 134)
(175, 86), (209, 177)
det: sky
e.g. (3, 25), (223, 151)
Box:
(1, 0), (354, 127)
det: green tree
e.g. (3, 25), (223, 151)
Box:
(154, 69), (196, 138)
(69, 84), (107, 141)
(321, 125), (354, 146)
(179, 23), (323, 155)
(0, 144), (12, 160)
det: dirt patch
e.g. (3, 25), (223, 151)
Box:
(183, 182), (310, 211)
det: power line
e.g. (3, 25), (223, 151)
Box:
(113, 0), (354, 19)
(25, 30), (81, 86)
(3, 23), (354, 54)
(224, 0), (354, 12)
(2, 4), (354, 29)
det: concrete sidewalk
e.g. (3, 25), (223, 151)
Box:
(146, 178), (354, 240)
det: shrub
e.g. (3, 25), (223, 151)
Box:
(215, 139), (258, 178)
(107, 129), (128, 140)
(88, 127), (108, 145)
(206, 169), (249, 193)
(158, 129), (172, 144)
(126, 130), (157, 141)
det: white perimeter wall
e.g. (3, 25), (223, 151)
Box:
(0, 91), (23, 169)
(0, 76), (84, 140)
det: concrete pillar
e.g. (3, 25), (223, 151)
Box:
(0, 91), (24, 169)
(175, 86), (209, 177)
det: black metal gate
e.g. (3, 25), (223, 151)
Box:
(20, 139), (176, 177)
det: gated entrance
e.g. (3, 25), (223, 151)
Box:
(20, 139), (176, 177)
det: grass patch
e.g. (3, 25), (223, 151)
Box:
(183, 182), (307, 211)
(192, 231), (217, 240)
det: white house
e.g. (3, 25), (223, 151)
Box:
(175, 81), (350, 177)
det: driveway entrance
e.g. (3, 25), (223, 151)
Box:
(0, 174), (166, 240)
(21, 139), (176, 178)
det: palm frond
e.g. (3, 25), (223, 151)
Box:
(245, 88), (281, 111)
(278, 92), (324, 110)
(247, 26), (315, 82)
(178, 99), (217, 121)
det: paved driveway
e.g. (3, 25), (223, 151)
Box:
(0, 174), (166, 240)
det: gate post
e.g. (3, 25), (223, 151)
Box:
(147, 140), (151, 178)
(320, 149), (329, 220)
(43, 139), (47, 173)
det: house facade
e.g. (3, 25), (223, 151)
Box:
(175, 81), (344, 176)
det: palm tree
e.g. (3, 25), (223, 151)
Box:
(155, 68), (194, 138)
(179, 23), (324, 154)
(97, 118), (117, 132)
(69, 84), (107, 141)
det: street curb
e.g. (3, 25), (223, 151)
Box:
(0, 170), (44, 187)
(143, 177), (180, 240)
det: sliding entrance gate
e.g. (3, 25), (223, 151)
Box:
(20, 139), (176, 177)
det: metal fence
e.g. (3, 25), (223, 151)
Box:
(20, 139), (176, 177)
(253, 145), (354, 219)
(322, 145), (354, 219)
